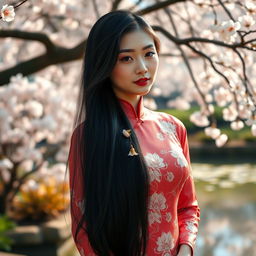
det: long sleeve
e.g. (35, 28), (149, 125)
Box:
(68, 128), (96, 256)
(176, 122), (200, 255)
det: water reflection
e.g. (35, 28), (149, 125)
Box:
(192, 163), (256, 256)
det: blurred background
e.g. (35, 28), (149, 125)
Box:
(0, 0), (255, 256)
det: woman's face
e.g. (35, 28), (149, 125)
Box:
(110, 29), (159, 104)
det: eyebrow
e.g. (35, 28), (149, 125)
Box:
(118, 44), (154, 53)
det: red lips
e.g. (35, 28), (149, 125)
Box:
(134, 78), (150, 86)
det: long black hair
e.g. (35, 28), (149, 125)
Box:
(70, 10), (160, 256)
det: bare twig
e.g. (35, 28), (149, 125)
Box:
(128, 0), (144, 12)
(111, 0), (123, 11)
(162, 3), (211, 119)
(9, 162), (44, 203)
(186, 43), (240, 111)
(91, 0), (100, 19)
(136, 0), (187, 15)
(233, 49), (256, 105)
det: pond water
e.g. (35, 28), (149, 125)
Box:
(192, 162), (256, 256)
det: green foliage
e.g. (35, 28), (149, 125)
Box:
(0, 215), (16, 251)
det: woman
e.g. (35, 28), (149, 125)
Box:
(68, 10), (200, 256)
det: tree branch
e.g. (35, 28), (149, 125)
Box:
(162, 3), (211, 118)
(128, 0), (144, 12)
(186, 43), (240, 112)
(91, 0), (101, 18)
(9, 162), (44, 204)
(111, 0), (123, 11)
(0, 30), (55, 51)
(0, 40), (86, 86)
(135, 0), (187, 15)
(152, 25), (243, 49)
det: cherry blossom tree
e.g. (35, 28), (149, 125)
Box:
(0, 0), (256, 215)
(0, 72), (75, 215)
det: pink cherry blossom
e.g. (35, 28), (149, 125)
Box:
(245, 2), (256, 15)
(24, 100), (44, 118)
(214, 87), (233, 107)
(204, 127), (221, 139)
(238, 15), (255, 30)
(214, 20), (241, 42)
(167, 97), (190, 110)
(215, 134), (228, 147)
(223, 106), (238, 122)
(0, 158), (13, 170)
(230, 120), (244, 131)
(1, 5), (15, 22)
(251, 124), (256, 136)
(190, 111), (210, 127)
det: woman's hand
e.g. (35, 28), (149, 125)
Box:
(177, 244), (192, 256)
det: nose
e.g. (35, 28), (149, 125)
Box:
(135, 58), (148, 75)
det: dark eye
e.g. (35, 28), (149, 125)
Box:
(146, 52), (156, 57)
(120, 56), (132, 62)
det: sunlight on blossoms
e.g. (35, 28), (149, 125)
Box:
(190, 111), (210, 127)
(1, 4), (15, 22)
(238, 15), (255, 30)
(204, 127), (221, 140)
(211, 20), (241, 43)
(0, 70), (77, 218)
(245, 2), (256, 15)
(230, 120), (244, 131)
(167, 98), (190, 110)
(215, 134), (228, 148)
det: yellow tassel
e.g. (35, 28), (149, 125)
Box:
(128, 145), (138, 156)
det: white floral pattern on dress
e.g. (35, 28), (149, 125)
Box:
(156, 232), (174, 253)
(78, 246), (85, 256)
(149, 193), (167, 211)
(165, 212), (172, 223)
(169, 144), (188, 167)
(148, 211), (162, 225)
(159, 120), (177, 136)
(76, 199), (85, 214)
(156, 132), (165, 141)
(166, 171), (174, 182)
(144, 153), (166, 182)
(185, 220), (197, 233)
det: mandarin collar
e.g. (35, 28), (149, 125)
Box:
(118, 96), (145, 121)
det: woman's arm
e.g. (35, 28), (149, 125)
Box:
(177, 244), (192, 256)
(176, 120), (200, 256)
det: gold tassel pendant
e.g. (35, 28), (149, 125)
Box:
(128, 144), (138, 156)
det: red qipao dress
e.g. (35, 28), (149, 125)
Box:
(68, 96), (200, 256)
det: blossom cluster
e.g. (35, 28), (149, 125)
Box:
(164, 1), (256, 147)
(0, 0), (255, 155)
(0, 70), (77, 218)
